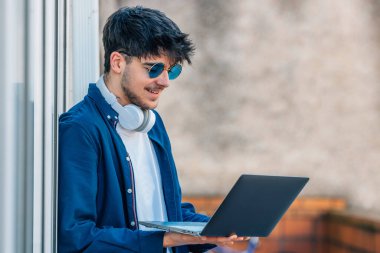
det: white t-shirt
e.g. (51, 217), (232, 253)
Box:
(116, 124), (168, 224)
(117, 125), (172, 253)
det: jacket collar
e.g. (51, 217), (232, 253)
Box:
(87, 83), (120, 127)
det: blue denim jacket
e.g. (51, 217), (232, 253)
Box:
(58, 84), (212, 253)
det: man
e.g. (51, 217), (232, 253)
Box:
(58, 6), (245, 253)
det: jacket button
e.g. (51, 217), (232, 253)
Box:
(127, 188), (132, 194)
(126, 156), (131, 161)
(130, 221), (135, 226)
(107, 115), (111, 119)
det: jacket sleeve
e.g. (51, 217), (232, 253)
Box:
(181, 202), (209, 222)
(58, 120), (165, 253)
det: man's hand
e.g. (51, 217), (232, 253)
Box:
(163, 232), (249, 248)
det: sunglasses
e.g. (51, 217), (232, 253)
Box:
(144, 62), (182, 80)
(117, 50), (182, 80)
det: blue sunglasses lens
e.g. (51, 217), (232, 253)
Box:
(149, 63), (165, 78)
(168, 64), (182, 80)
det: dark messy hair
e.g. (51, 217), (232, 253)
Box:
(102, 6), (195, 73)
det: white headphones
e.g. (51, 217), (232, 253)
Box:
(96, 76), (156, 133)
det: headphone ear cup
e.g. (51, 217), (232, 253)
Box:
(135, 110), (156, 133)
(119, 104), (145, 130)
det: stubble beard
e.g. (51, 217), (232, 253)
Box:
(121, 69), (152, 110)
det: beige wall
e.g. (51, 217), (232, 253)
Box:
(100, 0), (380, 213)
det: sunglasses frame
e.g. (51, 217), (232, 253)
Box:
(116, 50), (182, 80)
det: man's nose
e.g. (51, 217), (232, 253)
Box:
(156, 70), (170, 88)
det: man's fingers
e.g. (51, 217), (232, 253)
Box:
(199, 236), (207, 241)
(236, 236), (250, 241)
(228, 234), (238, 240)
(195, 235), (250, 246)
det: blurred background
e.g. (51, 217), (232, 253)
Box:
(100, 0), (380, 213)
(1, 0), (380, 252)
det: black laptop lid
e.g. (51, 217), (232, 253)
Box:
(201, 174), (309, 237)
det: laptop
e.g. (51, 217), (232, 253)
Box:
(140, 174), (309, 237)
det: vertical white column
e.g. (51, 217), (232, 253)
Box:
(44, 0), (58, 251)
(68, 0), (100, 106)
(0, 0), (28, 253)
(55, 1), (69, 251)
(28, 0), (44, 251)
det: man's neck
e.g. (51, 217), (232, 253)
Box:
(103, 73), (129, 105)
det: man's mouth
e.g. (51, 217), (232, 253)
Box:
(146, 88), (160, 94)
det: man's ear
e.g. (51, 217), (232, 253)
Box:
(109, 52), (125, 74)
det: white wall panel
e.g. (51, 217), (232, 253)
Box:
(0, 0), (28, 252)
(0, 0), (99, 252)
(69, 0), (100, 105)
